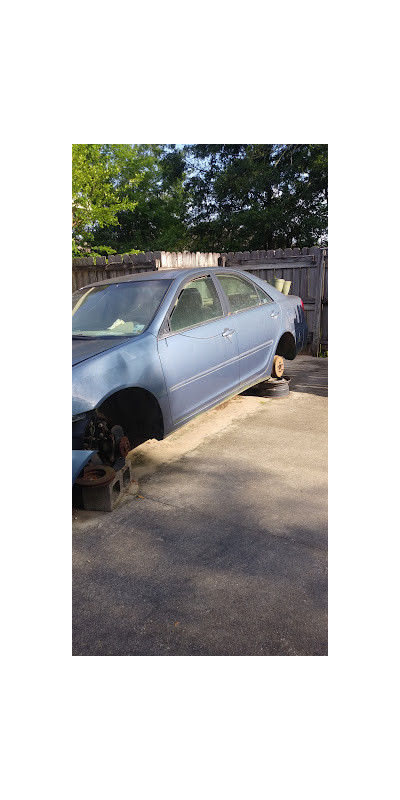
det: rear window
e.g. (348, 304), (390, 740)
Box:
(216, 274), (261, 311)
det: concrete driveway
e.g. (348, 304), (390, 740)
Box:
(72, 355), (328, 656)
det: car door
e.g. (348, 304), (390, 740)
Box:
(157, 275), (240, 426)
(215, 273), (281, 387)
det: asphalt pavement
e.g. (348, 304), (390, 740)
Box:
(72, 355), (328, 656)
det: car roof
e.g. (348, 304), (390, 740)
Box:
(76, 266), (249, 291)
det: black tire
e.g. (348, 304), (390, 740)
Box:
(262, 377), (290, 398)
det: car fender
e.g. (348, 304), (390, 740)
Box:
(72, 332), (172, 429)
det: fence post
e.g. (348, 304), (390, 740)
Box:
(311, 248), (326, 356)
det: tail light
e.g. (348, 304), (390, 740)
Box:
(300, 298), (304, 310)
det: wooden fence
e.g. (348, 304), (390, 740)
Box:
(72, 247), (328, 355)
(221, 247), (328, 356)
(72, 251), (220, 292)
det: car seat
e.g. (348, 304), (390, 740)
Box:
(170, 287), (205, 331)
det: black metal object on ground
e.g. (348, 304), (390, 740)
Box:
(262, 377), (290, 398)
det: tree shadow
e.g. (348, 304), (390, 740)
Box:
(73, 447), (328, 657)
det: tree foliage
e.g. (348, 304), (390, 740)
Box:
(72, 144), (145, 254)
(184, 144), (328, 251)
(91, 144), (188, 254)
(72, 144), (327, 257)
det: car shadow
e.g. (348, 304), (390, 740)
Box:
(242, 354), (328, 399)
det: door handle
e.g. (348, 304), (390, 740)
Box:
(222, 328), (235, 337)
(270, 310), (280, 318)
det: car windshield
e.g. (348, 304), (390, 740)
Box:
(72, 280), (172, 337)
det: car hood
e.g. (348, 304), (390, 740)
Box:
(72, 336), (128, 366)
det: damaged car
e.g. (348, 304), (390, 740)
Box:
(72, 268), (307, 483)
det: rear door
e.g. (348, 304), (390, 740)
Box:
(157, 275), (240, 426)
(215, 273), (281, 387)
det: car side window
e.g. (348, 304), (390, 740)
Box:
(169, 277), (223, 333)
(254, 283), (274, 305)
(216, 274), (262, 312)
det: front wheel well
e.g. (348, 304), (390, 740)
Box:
(98, 387), (164, 448)
(275, 332), (296, 360)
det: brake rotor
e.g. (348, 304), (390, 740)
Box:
(75, 465), (116, 487)
(272, 355), (285, 378)
(118, 436), (131, 458)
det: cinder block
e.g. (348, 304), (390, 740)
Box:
(81, 461), (138, 512)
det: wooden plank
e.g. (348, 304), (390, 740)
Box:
(308, 266), (318, 298)
(300, 266), (309, 300)
(321, 303), (328, 347)
(108, 254), (123, 265)
(305, 308), (314, 341)
(312, 248), (325, 356)
(283, 265), (292, 285)
(232, 257), (313, 270)
(292, 265), (301, 296)
(219, 253), (227, 267)
(323, 259), (328, 302)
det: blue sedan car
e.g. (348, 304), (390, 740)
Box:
(72, 267), (307, 483)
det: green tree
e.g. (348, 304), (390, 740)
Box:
(72, 144), (147, 255)
(90, 144), (188, 254)
(184, 144), (328, 251)
(72, 144), (327, 258)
